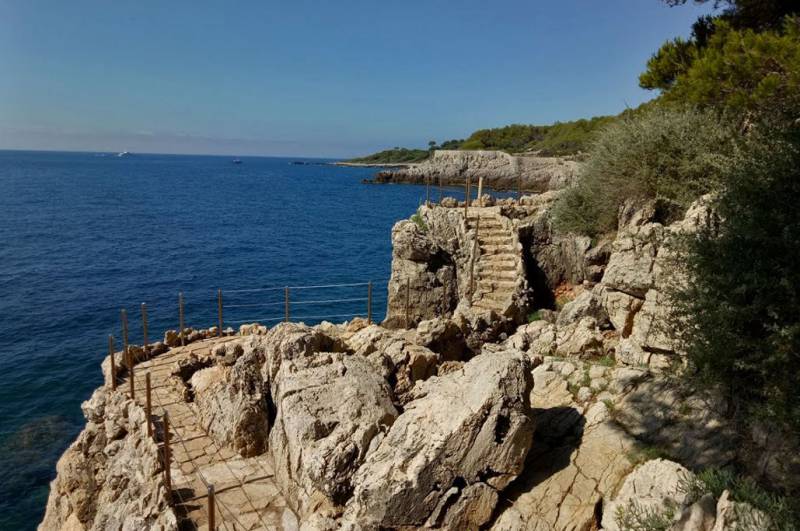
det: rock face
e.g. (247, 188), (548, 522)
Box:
(602, 459), (693, 531)
(39, 388), (177, 531)
(191, 338), (271, 457)
(370, 150), (580, 193)
(269, 350), (398, 520)
(343, 350), (534, 530)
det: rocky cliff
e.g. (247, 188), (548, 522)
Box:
(40, 193), (799, 530)
(368, 150), (580, 192)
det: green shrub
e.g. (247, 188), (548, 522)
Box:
(527, 310), (543, 322)
(552, 106), (737, 237)
(615, 499), (676, 531)
(410, 212), (428, 232)
(669, 131), (800, 433)
(680, 467), (799, 530)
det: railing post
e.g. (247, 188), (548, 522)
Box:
(367, 281), (373, 325)
(127, 345), (135, 399)
(425, 175), (430, 207)
(163, 412), (172, 500)
(517, 174), (522, 201)
(122, 309), (134, 399)
(217, 289), (223, 337)
(121, 309), (129, 360)
(178, 292), (185, 347)
(208, 484), (216, 531)
(145, 373), (152, 437)
(108, 334), (117, 390)
(439, 175), (443, 204)
(470, 218), (480, 298)
(284, 287), (290, 323)
(477, 176), (484, 207)
(141, 302), (148, 354)
(405, 279), (411, 329)
(463, 176), (469, 217)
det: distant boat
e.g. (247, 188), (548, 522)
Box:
(117, 151), (131, 157)
(232, 159), (242, 164)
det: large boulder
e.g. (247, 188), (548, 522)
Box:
(602, 459), (694, 531)
(190, 338), (270, 457)
(346, 324), (442, 404)
(343, 350), (534, 529)
(269, 350), (398, 519)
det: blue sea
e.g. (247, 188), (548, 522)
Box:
(0, 150), (433, 529)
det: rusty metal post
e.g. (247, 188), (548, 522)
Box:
(127, 345), (135, 399)
(121, 309), (134, 399)
(208, 484), (216, 530)
(141, 303), (148, 354)
(163, 412), (172, 500)
(178, 292), (185, 346)
(284, 287), (290, 323)
(367, 281), (373, 324)
(121, 309), (129, 361)
(405, 279), (411, 329)
(108, 334), (117, 390)
(425, 175), (430, 207)
(217, 289), (223, 337)
(145, 373), (152, 437)
(470, 218), (480, 298)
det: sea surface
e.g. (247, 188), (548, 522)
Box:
(0, 150), (441, 529)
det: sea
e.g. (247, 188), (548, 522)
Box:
(0, 150), (440, 529)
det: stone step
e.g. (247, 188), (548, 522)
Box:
(479, 245), (516, 255)
(476, 279), (517, 290)
(478, 261), (517, 272)
(477, 235), (513, 245)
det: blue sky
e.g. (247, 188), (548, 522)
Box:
(0, 1), (716, 157)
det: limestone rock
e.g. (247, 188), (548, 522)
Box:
(343, 350), (534, 529)
(674, 493), (717, 531)
(372, 150), (579, 192)
(269, 351), (398, 519)
(712, 490), (771, 531)
(413, 317), (467, 361)
(190, 339), (270, 457)
(601, 222), (664, 299)
(555, 317), (604, 358)
(601, 459), (694, 531)
(556, 289), (610, 328)
(39, 388), (177, 531)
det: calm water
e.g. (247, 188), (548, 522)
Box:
(0, 150), (431, 529)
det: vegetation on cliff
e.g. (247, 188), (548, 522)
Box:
(346, 147), (430, 164)
(346, 115), (615, 163)
(554, 0), (800, 492)
(672, 133), (800, 434)
(551, 106), (737, 237)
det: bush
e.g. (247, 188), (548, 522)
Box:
(680, 467), (799, 530)
(552, 106), (737, 237)
(669, 132), (800, 434)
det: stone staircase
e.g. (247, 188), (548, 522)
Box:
(466, 210), (522, 313)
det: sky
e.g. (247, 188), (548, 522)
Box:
(0, 1), (717, 158)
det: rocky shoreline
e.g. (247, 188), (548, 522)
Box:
(363, 150), (580, 193)
(39, 193), (799, 530)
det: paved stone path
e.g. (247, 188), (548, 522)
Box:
(121, 338), (297, 531)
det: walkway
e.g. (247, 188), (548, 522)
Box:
(120, 338), (295, 531)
